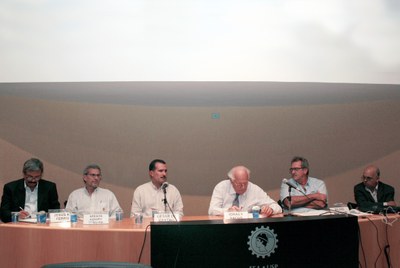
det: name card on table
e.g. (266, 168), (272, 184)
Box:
(83, 213), (109, 224)
(154, 212), (178, 222)
(224, 211), (251, 219)
(49, 212), (71, 223)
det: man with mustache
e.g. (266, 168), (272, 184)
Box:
(131, 159), (183, 217)
(0, 158), (60, 222)
(280, 156), (327, 212)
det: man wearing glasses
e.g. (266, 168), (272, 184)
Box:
(280, 156), (327, 212)
(354, 165), (396, 212)
(208, 165), (282, 216)
(0, 158), (60, 222)
(65, 164), (122, 218)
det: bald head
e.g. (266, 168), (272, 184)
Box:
(362, 165), (380, 190)
(363, 165), (380, 178)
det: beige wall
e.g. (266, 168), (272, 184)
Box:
(1, 90), (400, 215)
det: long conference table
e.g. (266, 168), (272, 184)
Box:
(0, 214), (399, 268)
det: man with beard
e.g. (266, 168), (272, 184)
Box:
(66, 164), (122, 218)
(131, 159), (183, 217)
(0, 158), (60, 222)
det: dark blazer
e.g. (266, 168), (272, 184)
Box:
(0, 178), (60, 222)
(354, 181), (395, 211)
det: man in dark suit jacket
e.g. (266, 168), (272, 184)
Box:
(0, 158), (60, 222)
(354, 165), (396, 212)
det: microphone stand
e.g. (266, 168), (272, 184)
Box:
(161, 186), (178, 221)
(162, 187), (168, 212)
(285, 185), (296, 217)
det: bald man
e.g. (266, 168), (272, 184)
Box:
(354, 165), (396, 211)
(208, 165), (282, 217)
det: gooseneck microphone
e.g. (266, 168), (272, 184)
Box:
(161, 182), (169, 210)
(160, 181), (178, 221)
(282, 178), (302, 192)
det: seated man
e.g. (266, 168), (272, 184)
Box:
(66, 164), (122, 218)
(208, 165), (282, 216)
(131, 159), (183, 217)
(280, 156), (327, 212)
(354, 165), (396, 212)
(0, 158), (60, 222)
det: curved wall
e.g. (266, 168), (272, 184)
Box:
(1, 85), (399, 215)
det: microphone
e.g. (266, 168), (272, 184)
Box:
(282, 178), (302, 192)
(161, 182), (169, 191)
(161, 182), (168, 208)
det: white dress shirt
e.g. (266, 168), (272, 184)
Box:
(24, 181), (38, 215)
(208, 180), (282, 216)
(66, 187), (122, 218)
(131, 181), (184, 217)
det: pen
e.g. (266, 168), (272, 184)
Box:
(19, 207), (31, 218)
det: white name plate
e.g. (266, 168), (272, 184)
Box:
(49, 212), (71, 223)
(83, 213), (109, 224)
(224, 211), (251, 219)
(154, 212), (177, 222)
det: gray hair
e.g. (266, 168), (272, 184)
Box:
(227, 166), (251, 181)
(23, 158), (44, 174)
(291, 156), (310, 175)
(83, 164), (102, 175)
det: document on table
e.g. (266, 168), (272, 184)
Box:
(292, 209), (330, 216)
(18, 218), (37, 223)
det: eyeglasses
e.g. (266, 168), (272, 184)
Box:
(25, 175), (42, 181)
(231, 181), (248, 188)
(361, 175), (374, 181)
(86, 173), (102, 177)
(289, 167), (304, 173)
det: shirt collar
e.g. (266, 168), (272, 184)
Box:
(84, 186), (99, 195)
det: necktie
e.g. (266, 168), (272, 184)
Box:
(232, 193), (240, 207)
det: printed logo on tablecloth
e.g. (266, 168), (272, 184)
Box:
(247, 226), (278, 258)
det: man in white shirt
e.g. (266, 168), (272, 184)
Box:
(208, 165), (282, 216)
(66, 164), (122, 218)
(131, 159), (183, 217)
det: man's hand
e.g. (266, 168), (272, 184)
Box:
(260, 205), (273, 217)
(228, 206), (242, 212)
(18, 210), (30, 219)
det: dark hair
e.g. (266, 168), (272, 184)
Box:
(376, 167), (381, 177)
(291, 156), (309, 175)
(83, 164), (102, 175)
(149, 159), (166, 171)
(23, 158), (44, 174)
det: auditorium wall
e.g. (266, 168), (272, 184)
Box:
(1, 84), (400, 215)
